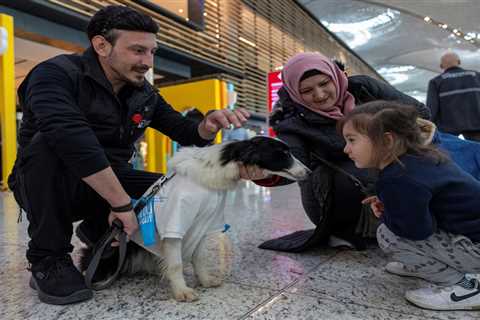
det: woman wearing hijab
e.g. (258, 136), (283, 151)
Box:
(257, 52), (431, 251)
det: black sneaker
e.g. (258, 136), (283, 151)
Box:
(29, 255), (93, 305)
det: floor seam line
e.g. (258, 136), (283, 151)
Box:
(236, 253), (340, 319)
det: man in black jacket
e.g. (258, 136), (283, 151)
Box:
(426, 52), (480, 141)
(8, 6), (253, 305)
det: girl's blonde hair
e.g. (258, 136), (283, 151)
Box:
(338, 100), (449, 167)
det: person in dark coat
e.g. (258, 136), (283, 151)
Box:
(426, 52), (480, 141)
(8, 5), (253, 305)
(256, 52), (430, 251)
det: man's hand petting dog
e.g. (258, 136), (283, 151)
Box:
(198, 108), (250, 140)
(238, 164), (268, 180)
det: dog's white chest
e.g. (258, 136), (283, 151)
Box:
(151, 175), (227, 261)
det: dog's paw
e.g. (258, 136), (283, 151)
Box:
(200, 277), (223, 288)
(172, 286), (198, 302)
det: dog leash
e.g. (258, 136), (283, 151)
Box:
(85, 171), (176, 290)
(310, 151), (369, 195)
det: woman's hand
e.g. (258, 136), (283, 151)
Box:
(238, 164), (269, 180)
(362, 196), (384, 218)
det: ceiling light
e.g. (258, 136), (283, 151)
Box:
(424, 16), (431, 22)
(442, 24), (448, 29)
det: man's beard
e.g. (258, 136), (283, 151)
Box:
(110, 62), (147, 88)
(129, 65), (149, 87)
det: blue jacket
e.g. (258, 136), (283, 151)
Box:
(378, 153), (480, 242)
(426, 66), (480, 134)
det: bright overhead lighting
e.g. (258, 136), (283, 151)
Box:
(321, 9), (398, 48)
(377, 65), (415, 85)
(424, 16), (431, 22)
(442, 24), (448, 29)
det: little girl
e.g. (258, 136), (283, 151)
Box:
(339, 100), (480, 311)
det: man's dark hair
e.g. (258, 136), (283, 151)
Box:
(87, 5), (159, 44)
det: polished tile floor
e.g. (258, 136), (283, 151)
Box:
(1, 182), (479, 319)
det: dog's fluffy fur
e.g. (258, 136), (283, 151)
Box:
(81, 136), (310, 301)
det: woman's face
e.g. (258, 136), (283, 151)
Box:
(299, 74), (338, 112)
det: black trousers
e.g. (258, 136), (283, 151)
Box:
(11, 134), (161, 263)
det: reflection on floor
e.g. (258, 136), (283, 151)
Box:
(1, 182), (478, 319)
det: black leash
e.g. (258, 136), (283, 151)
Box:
(310, 151), (369, 195)
(84, 172), (175, 290)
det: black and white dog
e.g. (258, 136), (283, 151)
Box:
(82, 136), (310, 301)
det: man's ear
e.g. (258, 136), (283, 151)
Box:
(91, 35), (112, 58)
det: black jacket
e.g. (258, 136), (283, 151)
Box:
(270, 75), (430, 173)
(16, 48), (209, 179)
(258, 75), (430, 243)
(426, 66), (480, 134)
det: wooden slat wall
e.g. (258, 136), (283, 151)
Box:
(47, 0), (382, 115)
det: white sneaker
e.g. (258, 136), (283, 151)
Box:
(328, 235), (355, 249)
(405, 279), (480, 310)
(385, 262), (422, 278)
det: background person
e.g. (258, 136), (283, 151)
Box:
(427, 51), (480, 141)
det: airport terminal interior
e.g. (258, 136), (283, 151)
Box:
(1, 0), (480, 319)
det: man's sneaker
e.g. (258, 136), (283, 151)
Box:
(29, 255), (93, 305)
(405, 278), (480, 310)
(385, 262), (423, 279)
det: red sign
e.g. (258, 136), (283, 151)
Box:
(267, 71), (282, 137)
(267, 71), (282, 112)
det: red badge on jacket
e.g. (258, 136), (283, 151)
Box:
(132, 113), (143, 125)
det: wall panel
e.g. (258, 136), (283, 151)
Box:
(47, 0), (381, 115)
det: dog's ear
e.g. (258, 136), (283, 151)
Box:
(236, 140), (262, 165)
(220, 140), (261, 166)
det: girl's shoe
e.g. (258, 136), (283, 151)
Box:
(405, 278), (480, 311)
(385, 262), (422, 278)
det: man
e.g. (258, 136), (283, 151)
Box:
(8, 5), (262, 305)
(426, 52), (480, 141)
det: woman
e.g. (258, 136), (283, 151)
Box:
(256, 52), (431, 251)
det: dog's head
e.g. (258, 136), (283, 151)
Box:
(220, 136), (311, 181)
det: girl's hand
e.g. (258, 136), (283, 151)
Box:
(362, 196), (384, 218)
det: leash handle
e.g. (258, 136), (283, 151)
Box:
(310, 151), (370, 195)
(84, 218), (126, 290)
(84, 172), (176, 290)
